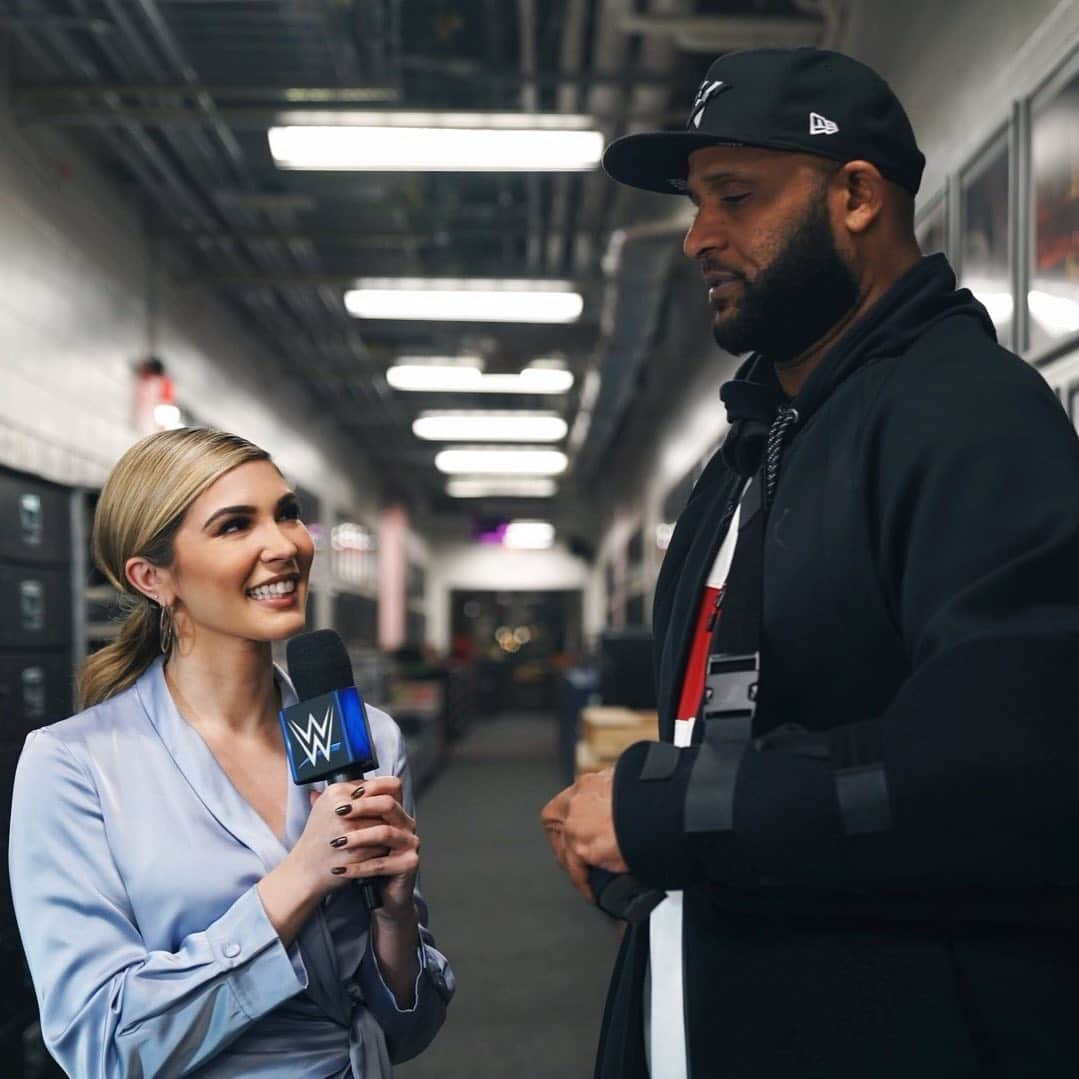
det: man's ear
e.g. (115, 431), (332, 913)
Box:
(837, 159), (886, 235)
(125, 556), (171, 606)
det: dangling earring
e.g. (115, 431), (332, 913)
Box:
(159, 602), (175, 654)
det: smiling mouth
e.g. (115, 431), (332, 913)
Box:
(246, 579), (298, 601)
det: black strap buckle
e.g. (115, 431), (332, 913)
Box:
(701, 650), (759, 742)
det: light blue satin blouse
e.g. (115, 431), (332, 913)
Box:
(8, 657), (454, 1078)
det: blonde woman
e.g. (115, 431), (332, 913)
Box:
(8, 428), (453, 1078)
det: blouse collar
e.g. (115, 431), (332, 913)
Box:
(134, 655), (311, 870)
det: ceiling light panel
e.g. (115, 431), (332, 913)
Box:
(504, 520), (556, 550)
(269, 123), (603, 172)
(414, 412), (568, 442)
(346, 279), (583, 324)
(387, 364), (574, 394)
(434, 448), (568, 475)
(446, 477), (558, 499)
(274, 111), (598, 130)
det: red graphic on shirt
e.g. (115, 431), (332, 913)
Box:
(676, 586), (723, 722)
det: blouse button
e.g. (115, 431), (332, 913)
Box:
(223, 942), (241, 959)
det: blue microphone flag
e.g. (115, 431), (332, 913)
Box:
(279, 685), (377, 784)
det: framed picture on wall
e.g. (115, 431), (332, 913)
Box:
(1066, 384), (1079, 433)
(915, 188), (947, 258)
(959, 131), (1013, 348)
(1030, 54), (1079, 357)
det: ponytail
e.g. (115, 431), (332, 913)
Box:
(77, 601), (162, 710)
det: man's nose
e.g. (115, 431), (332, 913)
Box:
(683, 210), (727, 261)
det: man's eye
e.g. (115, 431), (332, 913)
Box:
(722, 193), (750, 206)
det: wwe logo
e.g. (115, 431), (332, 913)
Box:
(689, 79), (725, 129)
(289, 706), (337, 768)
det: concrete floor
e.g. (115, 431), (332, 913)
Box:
(397, 714), (622, 1079)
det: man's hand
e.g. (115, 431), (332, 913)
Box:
(540, 768), (629, 903)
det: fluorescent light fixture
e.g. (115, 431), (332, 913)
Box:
(447, 477), (558, 498)
(504, 520), (556, 550)
(268, 118), (603, 172)
(414, 412), (567, 443)
(274, 111), (597, 130)
(963, 278), (1014, 326)
(387, 363), (574, 394)
(347, 278), (583, 324)
(1029, 289), (1079, 337)
(434, 448), (568, 475)
(153, 404), (184, 429)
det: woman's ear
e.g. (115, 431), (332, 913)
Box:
(125, 556), (171, 606)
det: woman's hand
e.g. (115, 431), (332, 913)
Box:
(324, 776), (420, 920)
(258, 777), (418, 946)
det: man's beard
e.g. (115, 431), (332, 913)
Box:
(712, 191), (859, 363)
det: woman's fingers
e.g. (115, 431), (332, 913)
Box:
(330, 793), (415, 832)
(331, 847), (420, 881)
(328, 824), (419, 857)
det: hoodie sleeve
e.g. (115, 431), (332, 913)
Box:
(612, 342), (1079, 900)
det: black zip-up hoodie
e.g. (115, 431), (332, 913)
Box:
(596, 256), (1079, 1079)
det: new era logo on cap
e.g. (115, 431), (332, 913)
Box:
(810, 112), (839, 135)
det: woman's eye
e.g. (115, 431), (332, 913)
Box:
(279, 503), (302, 521)
(218, 517), (249, 535)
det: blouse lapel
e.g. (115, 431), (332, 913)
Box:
(135, 658), (303, 872)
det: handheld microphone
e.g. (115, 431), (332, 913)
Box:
(280, 629), (382, 911)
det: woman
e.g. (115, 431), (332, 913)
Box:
(8, 428), (454, 1077)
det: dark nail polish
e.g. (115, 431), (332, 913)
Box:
(351, 786), (365, 799)
(331, 866), (347, 875)
(335, 804), (351, 816)
(330, 836), (348, 849)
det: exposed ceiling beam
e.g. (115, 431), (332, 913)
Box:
(619, 13), (823, 52)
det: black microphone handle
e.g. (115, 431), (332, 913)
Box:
(329, 768), (383, 912)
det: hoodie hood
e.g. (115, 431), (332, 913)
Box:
(719, 254), (995, 477)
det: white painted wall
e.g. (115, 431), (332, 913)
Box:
(425, 541), (591, 653)
(0, 71), (379, 524)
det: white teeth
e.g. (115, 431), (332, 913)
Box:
(248, 579), (297, 600)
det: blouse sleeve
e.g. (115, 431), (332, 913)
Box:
(355, 722), (455, 1064)
(8, 728), (308, 1079)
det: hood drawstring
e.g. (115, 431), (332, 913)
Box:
(765, 406), (799, 510)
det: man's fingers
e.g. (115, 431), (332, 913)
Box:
(540, 786), (572, 828)
(565, 852), (594, 903)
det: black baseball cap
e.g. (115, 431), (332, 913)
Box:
(603, 47), (925, 197)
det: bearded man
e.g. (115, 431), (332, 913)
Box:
(542, 47), (1079, 1079)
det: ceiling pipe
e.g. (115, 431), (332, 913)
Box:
(618, 13), (824, 52)
(516, 0), (543, 273)
(545, 0), (590, 275)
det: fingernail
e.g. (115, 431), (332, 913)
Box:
(335, 804), (351, 816)
(330, 836), (348, 849)
(351, 786), (365, 799)
(331, 866), (347, 875)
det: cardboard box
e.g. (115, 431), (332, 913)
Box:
(579, 706), (659, 763)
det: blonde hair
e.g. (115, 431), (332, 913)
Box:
(78, 428), (271, 709)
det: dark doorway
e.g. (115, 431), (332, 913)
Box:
(450, 590), (581, 714)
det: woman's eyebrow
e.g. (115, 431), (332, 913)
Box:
(202, 504), (254, 530)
